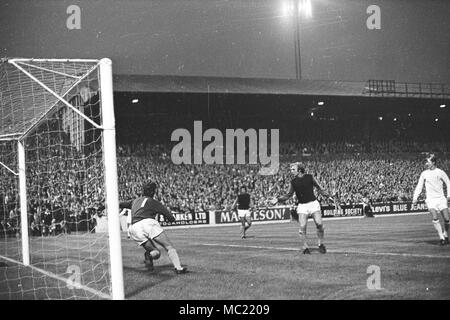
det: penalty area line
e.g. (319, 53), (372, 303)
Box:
(198, 243), (450, 259)
(0, 255), (111, 300)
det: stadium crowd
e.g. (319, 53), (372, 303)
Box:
(0, 119), (102, 238)
(116, 142), (450, 213)
(1, 112), (449, 237)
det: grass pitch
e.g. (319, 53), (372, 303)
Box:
(124, 213), (450, 300)
(1, 213), (449, 300)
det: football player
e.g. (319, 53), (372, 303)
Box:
(120, 181), (188, 273)
(412, 154), (450, 245)
(231, 186), (252, 239)
(272, 162), (334, 254)
(119, 208), (132, 238)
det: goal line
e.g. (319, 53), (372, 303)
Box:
(0, 254), (111, 299)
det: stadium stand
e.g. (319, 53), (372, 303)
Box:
(1, 91), (449, 236)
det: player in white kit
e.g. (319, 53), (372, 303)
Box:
(119, 208), (132, 238)
(412, 154), (450, 246)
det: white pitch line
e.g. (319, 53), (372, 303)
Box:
(0, 255), (111, 300)
(199, 243), (450, 259)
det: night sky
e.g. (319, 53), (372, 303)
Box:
(1, 0), (449, 83)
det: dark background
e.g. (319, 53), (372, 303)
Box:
(1, 0), (449, 82)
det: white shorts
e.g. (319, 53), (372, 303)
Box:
(426, 197), (448, 211)
(297, 200), (321, 216)
(129, 218), (164, 246)
(238, 209), (251, 218)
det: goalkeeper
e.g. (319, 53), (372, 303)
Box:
(271, 163), (334, 254)
(119, 181), (187, 274)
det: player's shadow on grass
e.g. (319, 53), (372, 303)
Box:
(123, 264), (191, 298)
(124, 263), (186, 274)
(424, 239), (444, 246)
(304, 247), (323, 253)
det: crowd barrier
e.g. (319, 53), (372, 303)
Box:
(107, 201), (428, 232)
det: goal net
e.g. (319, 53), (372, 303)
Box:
(0, 58), (123, 300)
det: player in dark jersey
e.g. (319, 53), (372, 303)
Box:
(119, 181), (187, 274)
(272, 162), (334, 254)
(231, 186), (252, 239)
(361, 193), (375, 218)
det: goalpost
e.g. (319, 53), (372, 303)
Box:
(0, 58), (124, 300)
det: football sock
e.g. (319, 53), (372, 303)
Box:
(167, 248), (182, 270)
(432, 219), (445, 240)
(444, 220), (449, 238)
(299, 228), (308, 249)
(317, 225), (324, 246)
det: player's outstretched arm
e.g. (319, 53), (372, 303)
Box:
(312, 177), (333, 201)
(230, 198), (238, 211)
(275, 183), (294, 204)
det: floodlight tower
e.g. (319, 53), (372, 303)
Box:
(283, 0), (312, 80)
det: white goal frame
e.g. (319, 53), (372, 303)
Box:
(0, 58), (124, 300)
